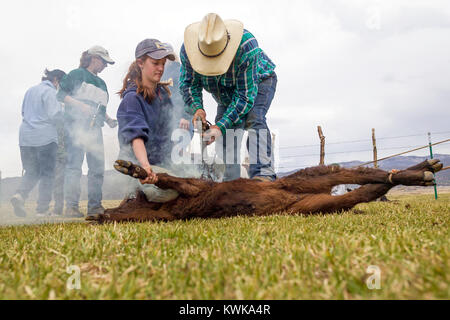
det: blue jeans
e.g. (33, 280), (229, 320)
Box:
(64, 122), (104, 211)
(215, 73), (277, 181)
(17, 142), (57, 213)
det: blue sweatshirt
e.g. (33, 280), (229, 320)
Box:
(117, 85), (178, 166)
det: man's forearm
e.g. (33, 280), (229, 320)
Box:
(63, 96), (93, 116)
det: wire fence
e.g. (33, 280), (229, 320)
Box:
(276, 131), (450, 171)
(278, 130), (450, 150)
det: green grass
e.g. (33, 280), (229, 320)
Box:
(0, 194), (449, 299)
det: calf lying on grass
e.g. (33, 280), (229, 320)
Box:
(87, 159), (443, 224)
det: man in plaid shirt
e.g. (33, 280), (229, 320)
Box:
(180, 13), (277, 181)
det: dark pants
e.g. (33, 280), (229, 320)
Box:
(17, 142), (57, 213)
(215, 73), (277, 181)
(64, 123), (104, 211)
(53, 154), (65, 213)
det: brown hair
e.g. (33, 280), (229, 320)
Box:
(79, 51), (94, 68)
(118, 56), (171, 102)
(41, 68), (66, 82)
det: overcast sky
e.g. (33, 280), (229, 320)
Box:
(0, 0), (449, 177)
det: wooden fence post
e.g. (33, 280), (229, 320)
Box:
(317, 126), (325, 165)
(372, 128), (378, 168)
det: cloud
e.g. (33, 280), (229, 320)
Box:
(1, 0), (449, 177)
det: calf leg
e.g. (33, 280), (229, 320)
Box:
(114, 160), (214, 197)
(323, 159), (443, 186)
(279, 167), (390, 194)
(404, 159), (442, 172)
(287, 184), (393, 214)
(155, 173), (213, 197)
(280, 159), (442, 194)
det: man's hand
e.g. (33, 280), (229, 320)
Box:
(106, 118), (118, 128)
(192, 109), (207, 130)
(179, 118), (190, 130)
(139, 165), (158, 185)
(203, 125), (222, 145)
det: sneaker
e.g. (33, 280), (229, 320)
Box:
(64, 207), (84, 218)
(87, 205), (105, 216)
(10, 194), (26, 217)
(251, 176), (274, 182)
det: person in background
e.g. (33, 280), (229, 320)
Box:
(180, 13), (278, 182)
(117, 39), (181, 203)
(57, 46), (117, 218)
(11, 69), (66, 217)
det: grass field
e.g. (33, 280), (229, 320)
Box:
(0, 193), (449, 300)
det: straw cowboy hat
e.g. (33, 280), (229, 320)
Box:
(184, 13), (244, 76)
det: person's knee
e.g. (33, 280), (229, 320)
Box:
(245, 110), (269, 130)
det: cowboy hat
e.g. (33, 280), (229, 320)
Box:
(184, 13), (244, 76)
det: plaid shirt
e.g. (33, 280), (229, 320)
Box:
(180, 29), (276, 135)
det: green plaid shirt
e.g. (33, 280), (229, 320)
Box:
(180, 29), (276, 135)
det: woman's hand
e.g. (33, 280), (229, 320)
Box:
(139, 165), (158, 184)
(179, 118), (190, 130)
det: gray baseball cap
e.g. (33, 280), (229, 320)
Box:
(87, 45), (115, 64)
(135, 39), (176, 61)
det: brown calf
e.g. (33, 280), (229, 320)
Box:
(87, 159), (443, 223)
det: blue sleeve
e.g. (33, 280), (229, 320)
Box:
(43, 87), (62, 119)
(117, 93), (150, 144)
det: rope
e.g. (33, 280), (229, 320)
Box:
(352, 138), (450, 168)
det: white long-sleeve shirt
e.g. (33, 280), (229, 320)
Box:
(19, 80), (62, 147)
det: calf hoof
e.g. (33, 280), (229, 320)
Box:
(407, 159), (443, 173)
(114, 160), (147, 179)
(423, 171), (436, 186)
(428, 159), (443, 173)
(422, 159), (443, 173)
